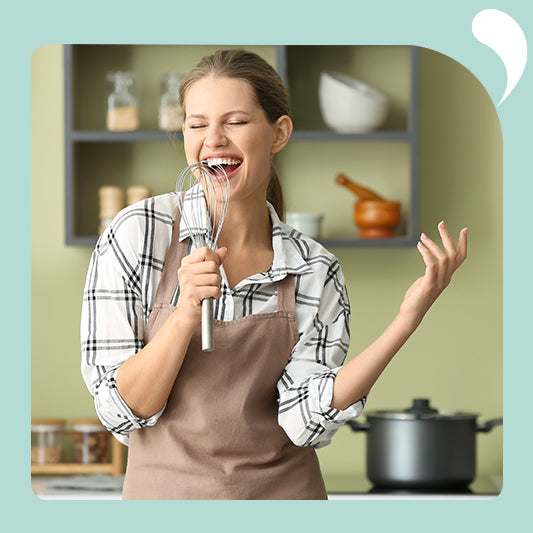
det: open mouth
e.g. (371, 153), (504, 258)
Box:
(204, 157), (242, 180)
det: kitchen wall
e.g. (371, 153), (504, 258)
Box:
(31, 45), (502, 477)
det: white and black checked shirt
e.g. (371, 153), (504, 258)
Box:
(81, 192), (365, 448)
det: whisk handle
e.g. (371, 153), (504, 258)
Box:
(201, 298), (214, 352)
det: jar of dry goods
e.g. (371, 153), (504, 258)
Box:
(158, 72), (183, 131)
(72, 419), (109, 464)
(126, 185), (151, 206)
(31, 419), (66, 465)
(98, 185), (125, 235)
(106, 71), (139, 131)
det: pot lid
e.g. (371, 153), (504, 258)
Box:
(366, 398), (477, 420)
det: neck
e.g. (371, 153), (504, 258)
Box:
(217, 197), (272, 250)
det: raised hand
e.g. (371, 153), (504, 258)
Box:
(399, 221), (468, 327)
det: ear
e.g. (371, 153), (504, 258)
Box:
(271, 115), (293, 154)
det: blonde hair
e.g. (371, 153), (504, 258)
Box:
(179, 49), (290, 219)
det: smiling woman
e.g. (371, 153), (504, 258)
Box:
(80, 49), (467, 500)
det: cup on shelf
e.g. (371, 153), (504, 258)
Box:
(285, 212), (324, 240)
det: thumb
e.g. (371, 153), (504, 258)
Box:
(215, 246), (228, 264)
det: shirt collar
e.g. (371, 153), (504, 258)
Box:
(177, 194), (313, 282)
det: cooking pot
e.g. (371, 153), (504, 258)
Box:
(347, 398), (502, 489)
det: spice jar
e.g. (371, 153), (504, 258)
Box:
(31, 419), (66, 465)
(72, 419), (109, 464)
(158, 72), (183, 131)
(106, 71), (139, 131)
(127, 185), (151, 206)
(98, 185), (125, 235)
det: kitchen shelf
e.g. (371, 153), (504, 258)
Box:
(64, 45), (419, 247)
(31, 435), (125, 476)
(71, 129), (413, 143)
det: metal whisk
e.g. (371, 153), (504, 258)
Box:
(175, 161), (231, 351)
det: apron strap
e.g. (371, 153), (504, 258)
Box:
(153, 206), (188, 306)
(277, 274), (295, 315)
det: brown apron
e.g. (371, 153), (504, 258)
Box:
(121, 210), (327, 500)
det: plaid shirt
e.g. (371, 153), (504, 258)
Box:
(81, 192), (365, 448)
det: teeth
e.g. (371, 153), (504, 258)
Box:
(206, 158), (241, 166)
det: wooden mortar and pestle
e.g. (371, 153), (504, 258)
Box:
(335, 173), (401, 238)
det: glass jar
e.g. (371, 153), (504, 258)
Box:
(72, 419), (109, 464)
(31, 419), (66, 465)
(158, 72), (183, 131)
(106, 71), (139, 131)
(98, 185), (125, 235)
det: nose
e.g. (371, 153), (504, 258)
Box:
(204, 123), (227, 148)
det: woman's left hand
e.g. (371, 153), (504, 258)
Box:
(399, 221), (468, 328)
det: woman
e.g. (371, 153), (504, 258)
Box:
(81, 49), (467, 500)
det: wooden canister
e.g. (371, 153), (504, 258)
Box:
(98, 186), (125, 235)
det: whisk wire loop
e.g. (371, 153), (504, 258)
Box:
(175, 161), (231, 351)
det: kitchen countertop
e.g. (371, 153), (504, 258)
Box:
(325, 474), (502, 500)
(31, 473), (502, 500)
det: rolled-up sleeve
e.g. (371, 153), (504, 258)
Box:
(277, 261), (366, 448)
(80, 219), (164, 445)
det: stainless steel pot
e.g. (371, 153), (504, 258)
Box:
(347, 398), (502, 489)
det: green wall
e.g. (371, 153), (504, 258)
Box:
(31, 45), (502, 478)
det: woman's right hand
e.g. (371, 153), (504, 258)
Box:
(176, 246), (228, 325)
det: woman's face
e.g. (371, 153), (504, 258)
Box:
(182, 76), (290, 202)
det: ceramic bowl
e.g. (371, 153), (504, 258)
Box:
(319, 71), (389, 133)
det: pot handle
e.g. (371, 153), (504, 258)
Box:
(477, 418), (503, 433)
(346, 420), (370, 432)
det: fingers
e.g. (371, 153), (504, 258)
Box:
(178, 247), (227, 305)
(417, 222), (468, 287)
(419, 232), (449, 286)
(437, 220), (456, 258)
(456, 228), (468, 266)
(215, 246), (228, 264)
(181, 246), (223, 266)
(416, 239), (438, 282)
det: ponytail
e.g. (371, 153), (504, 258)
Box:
(267, 166), (285, 221)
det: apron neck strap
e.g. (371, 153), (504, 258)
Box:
(153, 204), (187, 305)
(276, 274), (295, 314)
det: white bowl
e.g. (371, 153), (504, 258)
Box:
(319, 71), (389, 133)
(286, 212), (323, 239)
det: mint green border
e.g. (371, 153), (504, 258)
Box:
(8, 0), (531, 530)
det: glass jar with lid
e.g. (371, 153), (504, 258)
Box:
(158, 72), (184, 131)
(72, 419), (109, 464)
(106, 71), (139, 131)
(31, 419), (66, 465)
